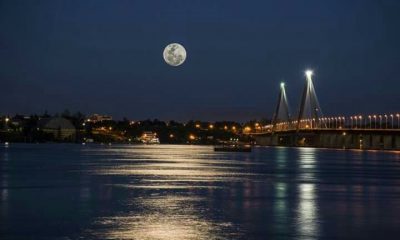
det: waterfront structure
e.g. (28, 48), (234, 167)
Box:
(139, 131), (160, 144)
(86, 114), (112, 123)
(271, 82), (291, 132)
(248, 70), (400, 150)
(39, 117), (76, 141)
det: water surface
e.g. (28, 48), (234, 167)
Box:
(2, 144), (400, 239)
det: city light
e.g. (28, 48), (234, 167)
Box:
(305, 70), (313, 79)
(244, 126), (251, 132)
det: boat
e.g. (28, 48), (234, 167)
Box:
(140, 131), (160, 144)
(214, 144), (252, 152)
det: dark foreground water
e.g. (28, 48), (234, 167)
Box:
(2, 144), (400, 239)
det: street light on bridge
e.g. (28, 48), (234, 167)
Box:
(384, 114), (388, 129)
(354, 116), (358, 129)
(390, 114), (394, 129)
(397, 114), (400, 129)
(368, 115), (371, 128)
(379, 115), (382, 129)
(350, 116), (353, 129)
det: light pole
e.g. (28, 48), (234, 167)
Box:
(379, 115), (382, 129)
(373, 115), (377, 129)
(350, 116), (353, 129)
(384, 114), (388, 129)
(4, 117), (10, 131)
(355, 116), (358, 129)
(368, 115), (371, 129)
(359, 116), (363, 129)
(397, 114), (400, 129)
(390, 114), (394, 129)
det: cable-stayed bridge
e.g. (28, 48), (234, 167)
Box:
(247, 70), (400, 150)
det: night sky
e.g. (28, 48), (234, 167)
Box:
(1, 0), (399, 121)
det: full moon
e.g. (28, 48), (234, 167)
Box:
(163, 43), (186, 66)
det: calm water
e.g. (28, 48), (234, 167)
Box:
(2, 144), (400, 239)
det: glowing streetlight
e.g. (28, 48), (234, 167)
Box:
(244, 126), (251, 132)
(384, 114), (388, 129)
(397, 114), (400, 129)
(3, 117), (10, 131)
(379, 115), (382, 129)
(368, 115), (371, 129)
(373, 115), (377, 129)
(350, 116), (354, 129)
(390, 114), (394, 129)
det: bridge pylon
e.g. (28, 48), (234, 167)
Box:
(296, 70), (325, 130)
(272, 82), (291, 132)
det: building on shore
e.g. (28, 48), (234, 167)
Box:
(86, 114), (112, 123)
(39, 117), (76, 141)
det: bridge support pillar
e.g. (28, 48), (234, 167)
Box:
(371, 135), (383, 150)
(362, 135), (372, 149)
(394, 136), (400, 150)
(383, 136), (393, 150)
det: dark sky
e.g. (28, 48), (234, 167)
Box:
(1, 0), (399, 121)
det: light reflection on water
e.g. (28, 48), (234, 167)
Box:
(2, 144), (400, 239)
(91, 195), (236, 240)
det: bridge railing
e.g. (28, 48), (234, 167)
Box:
(248, 113), (400, 134)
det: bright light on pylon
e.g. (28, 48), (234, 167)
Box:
(305, 70), (313, 79)
(280, 82), (285, 88)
